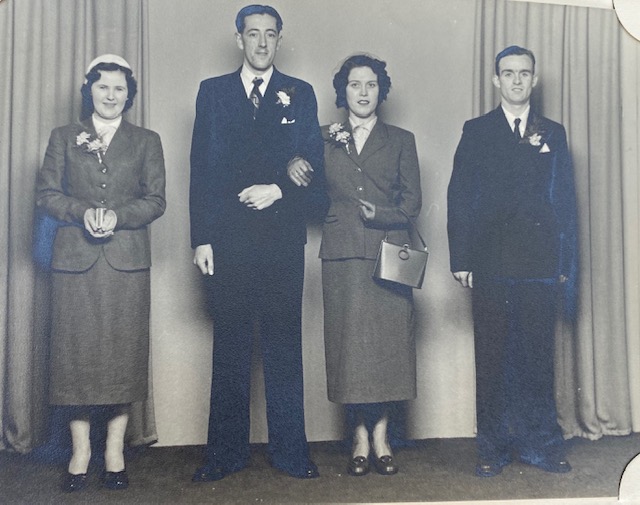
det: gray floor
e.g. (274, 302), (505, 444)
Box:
(2, 435), (639, 504)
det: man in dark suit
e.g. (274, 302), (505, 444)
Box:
(447, 46), (577, 477)
(189, 5), (327, 482)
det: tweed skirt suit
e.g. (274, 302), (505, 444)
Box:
(320, 121), (422, 404)
(37, 118), (166, 406)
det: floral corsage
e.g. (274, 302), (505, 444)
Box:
(520, 120), (551, 153)
(76, 131), (107, 162)
(327, 122), (352, 154)
(276, 87), (295, 107)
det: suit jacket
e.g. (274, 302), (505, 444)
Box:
(319, 121), (422, 260)
(189, 67), (328, 258)
(36, 119), (166, 272)
(447, 107), (577, 282)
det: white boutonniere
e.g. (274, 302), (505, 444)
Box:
(276, 87), (294, 107)
(327, 122), (352, 154)
(519, 118), (550, 154)
(76, 131), (107, 163)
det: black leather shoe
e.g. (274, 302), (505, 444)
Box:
(476, 460), (507, 477)
(372, 455), (398, 475)
(62, 472), (88, 492)
(269, 459), (319, 479)
(103, 470), (129, 490)
(347, 455), (370, 476)
(519, 455), (572, 473)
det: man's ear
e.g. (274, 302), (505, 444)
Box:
(532, 74), (539, 88)
(491, 74), (501, 89)
(235, 32), (244, 50)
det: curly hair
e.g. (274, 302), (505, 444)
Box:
(80, 62), (137, 120)
(333, 54), (391, 110)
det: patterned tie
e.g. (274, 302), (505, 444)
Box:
(514, 118), (522, 141)
(250, 77), (263, 119)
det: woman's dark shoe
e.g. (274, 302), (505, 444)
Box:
(103, 470), (129, 490)
(372, 454), (398, 475)
(62, 472), (88, 492)
(347, 455), (370, 476)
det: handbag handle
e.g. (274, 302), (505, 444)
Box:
(382, 207), (427, 252)
(395, 207), (428, 251)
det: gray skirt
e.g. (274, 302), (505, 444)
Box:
(322, 258), (416, 404)
(49, 253), (150, 406)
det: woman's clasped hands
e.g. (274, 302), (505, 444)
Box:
(84, 207), (117, 238)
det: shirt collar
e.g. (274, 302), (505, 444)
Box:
(240, 65), (273, 98)
(349, 114), (378, 131)
(92, 114), (122, 133)
(502, 105), (530, 135)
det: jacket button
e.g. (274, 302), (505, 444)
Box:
(101, 167), (107, 174)
(100, 183), (107, 189)
(356, 186), (363, 191)
(100, 200), (106, 205)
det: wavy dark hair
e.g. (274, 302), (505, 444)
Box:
(235, 4), (283, 33)
(333, 54), (391, 110)
(80, 62), (137, 120)
(495, 45), (536, 75)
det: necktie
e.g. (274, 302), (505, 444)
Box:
(353, 125), (368, 154)
(514, 118), (522, 141)
(250, 77), (263, 118)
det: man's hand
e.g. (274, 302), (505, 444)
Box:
(238, 184), (282, 210)
(194, 244), (214, 275)
(453, 271), (473, 288)
(287, 157), (314, 187)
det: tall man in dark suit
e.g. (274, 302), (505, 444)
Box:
(189, 5), (328, 481)
(447, 46), (578, 478)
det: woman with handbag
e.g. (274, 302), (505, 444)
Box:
(291, 54), (422, 476)
(36, 54), (166, 492)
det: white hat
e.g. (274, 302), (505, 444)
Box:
(85, 54), (132, 75)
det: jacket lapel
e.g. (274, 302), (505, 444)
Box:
(356, 121), (388, 164)
(102, 120), (133, 165)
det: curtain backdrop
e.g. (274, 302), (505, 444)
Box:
(0, 0), (156, 453)
(474, 0), (640, 439)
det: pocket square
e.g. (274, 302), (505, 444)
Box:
(281, 117), (295, 124)
(539, 143), (551, 153)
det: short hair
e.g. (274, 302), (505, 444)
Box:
(235, 4), (283, 33)
(332, 54), (392, 110)
(495, 45), (536, 75)
(80, 62), (138, 120)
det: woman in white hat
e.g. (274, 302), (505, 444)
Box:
(36, 54), (166, 492)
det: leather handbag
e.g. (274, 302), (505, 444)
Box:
(373, 209), (428, 289)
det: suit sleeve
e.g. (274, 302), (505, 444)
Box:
(276, 83), (329, 223)
(113, 130), (166, 229)
(370, 130), (422, 228)
(447, 121), (477, 273)
(189, 81), (219, 249)
(37, 128), (91, 223)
